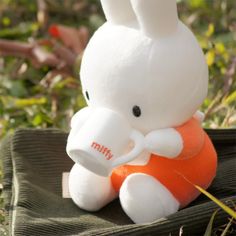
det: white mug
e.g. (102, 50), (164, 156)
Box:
(66, 107), (144, 176)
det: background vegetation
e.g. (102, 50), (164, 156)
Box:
(0, 0), (236, 138)
(0, 0), (236, 235)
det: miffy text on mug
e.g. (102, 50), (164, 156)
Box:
(91, 142), (113, 160)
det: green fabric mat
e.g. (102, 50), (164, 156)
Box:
(0, 129), (236, 236)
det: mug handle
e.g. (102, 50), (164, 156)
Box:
(111, 129), (144, 168)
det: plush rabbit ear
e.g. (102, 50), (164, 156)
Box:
(101, 0), (136, 25)
(131, 0), (179, 38)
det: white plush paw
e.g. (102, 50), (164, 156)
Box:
(119, 173), (179, 224)
(194, 110), (205, 123)
(144, 128), (183, 158)
(69, 163), (118, 211)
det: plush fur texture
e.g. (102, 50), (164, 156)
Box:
(67, 0), (217, 224)
(119, 173), (180, 224)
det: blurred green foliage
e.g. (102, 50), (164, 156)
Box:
(0, 0), (104, 138)
(0, 0), (236, 140)
(180, 0), (236, 128)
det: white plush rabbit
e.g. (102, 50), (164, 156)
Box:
(67, 0), (217, 224)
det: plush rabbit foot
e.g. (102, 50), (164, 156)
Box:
(69, 163), (118, 211)
(119, 173), (180, 224)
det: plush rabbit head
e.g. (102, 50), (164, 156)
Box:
(80, 0), (208, 134)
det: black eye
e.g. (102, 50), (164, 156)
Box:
(132, 106), (141, 117)
(85, 91), (90, 100)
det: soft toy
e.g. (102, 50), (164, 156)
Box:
(66, 0), (217, 224)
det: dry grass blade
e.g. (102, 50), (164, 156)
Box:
(203, 210), (218, 236)
(175, 171), (236, 220)
(179, 226), (184, 236)
(37, 0), (48, 27)
(194, 185), (236, 219)
(220, 217), (234, 236)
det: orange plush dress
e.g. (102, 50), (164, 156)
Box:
(111, 118), (217, 207)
